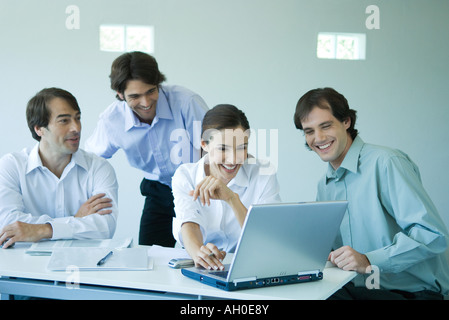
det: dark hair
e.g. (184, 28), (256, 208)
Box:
(294, 87), (358, 141)
(26, 88), (80, 141)
(110, 51), (166, 100)
(201, 104), (250, 143)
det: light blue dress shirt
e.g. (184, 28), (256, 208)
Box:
(85, 85), (208, 188)
(317, 136), (449, 294)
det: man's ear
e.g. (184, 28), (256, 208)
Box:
(34, 125), (44, 138)
(343, 118), (351, 130)
(117, 92), (125, 101)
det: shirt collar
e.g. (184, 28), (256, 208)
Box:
(123, 87), (173, 131)
(156, 87), (174, 120)
(325, 135), (364, 183)
(71, 149), (89, 172)
(196, 154), (250, 188)
(26, 143), (43, 174)
(26, 143), (88, 175)
(124, 101), (140, 131)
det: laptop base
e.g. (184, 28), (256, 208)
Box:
(182, 267), (323, 291)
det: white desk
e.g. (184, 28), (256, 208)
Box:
(0, 244), (355, 300)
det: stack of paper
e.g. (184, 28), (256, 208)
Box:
(26, 238), (133, 256)
(47, 247), (152, 271)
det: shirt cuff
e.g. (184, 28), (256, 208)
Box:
(365, 248), (392, 273)
(48, 219), (74, 240)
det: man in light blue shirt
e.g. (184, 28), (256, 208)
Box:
(293, 87), (449, 299)
(85, 52), (208, 247)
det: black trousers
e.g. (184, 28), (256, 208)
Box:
(328, 282), (444, 300)
(139, 179), (176, 247)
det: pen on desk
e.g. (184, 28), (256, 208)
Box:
(97, 250), (113, 266)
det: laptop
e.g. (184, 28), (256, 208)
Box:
(181, 201), (348, 291)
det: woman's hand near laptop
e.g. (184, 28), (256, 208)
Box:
(181, 222), (226, 270)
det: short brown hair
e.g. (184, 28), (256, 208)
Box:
(202, 104), (250, 142)
(109, 51), (166, 100)
(26, 88), (80, 141)
(294, 87), (358, 141)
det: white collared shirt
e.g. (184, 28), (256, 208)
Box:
(0, 144), (119, 239)
(172, 155), (281, 253)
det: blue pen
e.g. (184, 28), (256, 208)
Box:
(97, 250), (113, 266)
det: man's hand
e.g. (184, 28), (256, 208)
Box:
(75, 193), (113, 218)
(328, 245), (371, 273)
(0, 221), (53, 249)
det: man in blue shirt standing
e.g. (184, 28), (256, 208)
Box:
(86, 52), (208, 247)
(293, 87), (449, 299)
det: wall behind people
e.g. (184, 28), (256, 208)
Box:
(1, 0), (448, 241)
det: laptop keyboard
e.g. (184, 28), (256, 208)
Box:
(211, 270), (228, 278)
(198, 268), (229, 279)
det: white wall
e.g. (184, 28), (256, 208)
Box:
(1, 0), (448, 241)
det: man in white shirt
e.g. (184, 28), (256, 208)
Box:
(0, 88), (118, 248)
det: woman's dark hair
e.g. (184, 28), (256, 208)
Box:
(201, 104), (250, 143)
(293, 87), (358, 141)
(110, 51), (166, 100)
(26, 88), (80, 141)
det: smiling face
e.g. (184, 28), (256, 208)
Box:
(118, 79), (159, 124)
(301, 106), (352, 169)
(201, 126), (249, 184)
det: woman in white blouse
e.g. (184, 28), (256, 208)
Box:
(172, 104), (281, 270)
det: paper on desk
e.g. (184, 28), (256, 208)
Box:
(148, 245), (190, 265)
(47, 247), (152, 271)
(26, 237), (133, 256)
